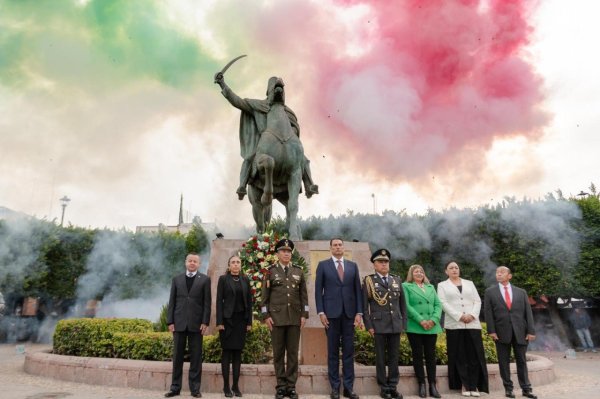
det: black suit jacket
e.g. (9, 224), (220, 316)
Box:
(484, 283), (535, 345)
(216, 273), (253, 326)
(166, 272), (211, 332)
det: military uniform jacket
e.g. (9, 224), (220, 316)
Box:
(362, 274), (407, 334)
(260, 263), (309, 326)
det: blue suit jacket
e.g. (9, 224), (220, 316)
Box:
(315, 258), (363, 319)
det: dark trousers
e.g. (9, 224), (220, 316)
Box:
(407, 333), (437, 384)
(170, 331), (203, 394)
(374, 333), (400, 390)
(271, 325), (301, 390)
(326, 315), (356, 391)
(495, 334), (531, 392)
(222, 349), (242, 390)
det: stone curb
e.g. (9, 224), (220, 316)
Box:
(25, 352), (555, 395)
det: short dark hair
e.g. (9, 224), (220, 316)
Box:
(329, 238), (344, 246)
(187, 252), (200, 258)
(444, 260), (457, 270)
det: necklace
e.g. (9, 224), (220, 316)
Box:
(232, 275), (240, 281)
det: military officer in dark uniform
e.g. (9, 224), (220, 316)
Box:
(261, 239), (309, 399)
(363, 249), (407, 399)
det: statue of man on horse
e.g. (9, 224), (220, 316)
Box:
(214, 56), (318, 239)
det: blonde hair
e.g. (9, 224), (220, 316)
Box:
(406, 264), (430, 284)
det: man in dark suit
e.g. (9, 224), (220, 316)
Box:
(261, 239), (309, 399)
(484, 266), (537, 399)
(315, 238), (363, 399)
(165, 253), (211, 398)
(363, 249), (407, 399)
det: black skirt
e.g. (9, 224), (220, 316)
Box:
(219, 311), (248, 350)
(445, 329), (489, 393)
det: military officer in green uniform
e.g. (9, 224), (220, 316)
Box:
(362, 249), (407, 399)
(261, 239), (309, 399)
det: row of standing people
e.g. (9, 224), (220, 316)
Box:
(313, 239), (538, 399)
(163, 239), (538, 399)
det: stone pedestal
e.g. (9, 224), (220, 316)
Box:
(206, 239), (374, 365)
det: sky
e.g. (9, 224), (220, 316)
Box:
(0, 0), (598, 237)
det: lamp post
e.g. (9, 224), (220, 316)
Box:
(371, 193), (377, 214)
(59, 196), (71, 226)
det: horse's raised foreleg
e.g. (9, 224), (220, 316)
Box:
(255, 153), (275, 206)
(286, 168), (303, 240)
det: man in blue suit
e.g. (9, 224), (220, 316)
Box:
(315, 238), (363, 399)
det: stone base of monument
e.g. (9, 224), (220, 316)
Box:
(25, 351), (556, 394)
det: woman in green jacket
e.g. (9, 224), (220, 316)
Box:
(403, 265), (443, 398)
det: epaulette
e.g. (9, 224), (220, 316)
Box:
(292, 264), (302, 269)
(267, 265), (276, 270)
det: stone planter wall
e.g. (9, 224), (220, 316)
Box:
(25, 352), (555, 395)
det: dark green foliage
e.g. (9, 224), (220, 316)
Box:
(185, 222), (209, 254)
(53, 318), (154, 357)
(112, 331), (173, 360)
(53, 318), (272, 363)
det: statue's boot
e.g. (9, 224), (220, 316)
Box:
(305, 184), (319, 198)
(236, 186), (247, 200)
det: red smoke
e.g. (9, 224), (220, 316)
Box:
(313, 0), (547, 181)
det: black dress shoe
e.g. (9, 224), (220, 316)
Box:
(164, 391), (180, 398)
(232, 387), (242, 397)
(505, 390), (515, 398)
(418, 383), (426, 398)
(287, 388), (299, 399)
(388, 390), (402, 399)
(191, 393), (202, 398)
(522, 391), (537, 399)
(343, 390), (359, 399)
(380, 389), (391, 399)
(429, 383), (441, 398)
(331, 390), (340, 399)
(275, 389), (286, 399)
(224, 388), (233, 398)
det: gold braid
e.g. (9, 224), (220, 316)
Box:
(365, 275), (388, 306)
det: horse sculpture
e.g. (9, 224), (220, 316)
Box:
(215, 61), (318, 239)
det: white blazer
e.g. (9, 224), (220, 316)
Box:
(437, 278), (482, 330)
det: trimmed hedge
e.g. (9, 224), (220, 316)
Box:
(54, 318), (498, 365)
(53, 318), (271, 363)
(354, 323), (499, 366)
(53, 318), (154, 357)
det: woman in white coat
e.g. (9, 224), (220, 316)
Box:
(437, 262), (489, 397)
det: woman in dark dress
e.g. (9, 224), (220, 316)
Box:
(216, 255), (253, 397)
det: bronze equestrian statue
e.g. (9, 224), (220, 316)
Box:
(214, 57), (318, 239)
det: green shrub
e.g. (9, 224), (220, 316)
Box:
(154, 304), (169, 332)
(53, 318), (154, 357)
(354, 323), (498, 366)
(113, 332), (173, 360)
(53, 318), (272, 363)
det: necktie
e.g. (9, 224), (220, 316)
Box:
(187, 273), (194, 278)
(382, 276), (388, 287)
(504, 286), (511, 310)
(336, 260), (344, 281)
(284, 266), (288, 276)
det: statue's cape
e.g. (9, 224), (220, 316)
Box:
(238, 98), (300, 160)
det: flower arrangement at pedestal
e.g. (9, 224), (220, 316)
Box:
(238, 230), (307, 313)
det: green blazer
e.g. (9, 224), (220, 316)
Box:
(402, 282), (443, 334)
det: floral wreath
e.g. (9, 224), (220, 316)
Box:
(238, 230), (307, 313)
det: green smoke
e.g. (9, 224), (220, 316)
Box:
(0, 0), (219, 90)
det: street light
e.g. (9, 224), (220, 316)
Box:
(371, 193), (378, 214)
(576, 191), (590, 199)
(59, 196), (71, 226)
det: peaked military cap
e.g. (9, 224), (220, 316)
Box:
(370, 248), (391, 262)
(275, 238), (294, 252)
